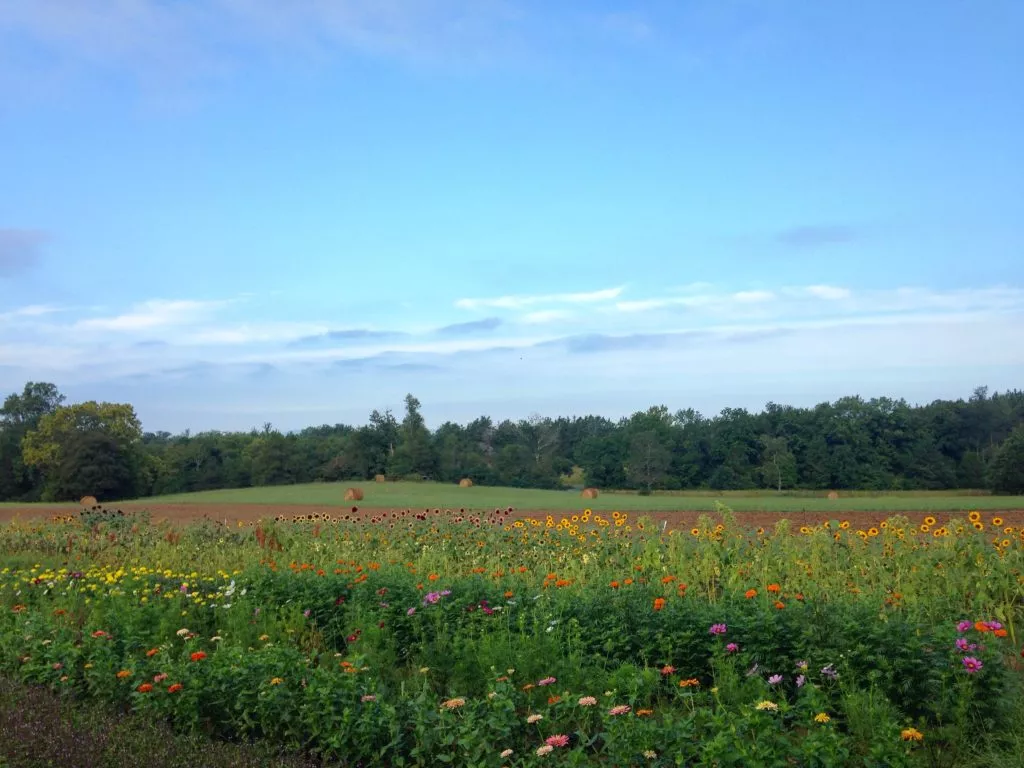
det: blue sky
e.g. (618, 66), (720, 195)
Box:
(1, 0), (1022, 432)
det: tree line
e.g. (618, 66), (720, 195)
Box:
(2, 383), (1023, 503)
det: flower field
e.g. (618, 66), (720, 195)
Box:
(2, 504), (1024, 767)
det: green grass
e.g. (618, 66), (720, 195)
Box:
(4, 481), (1016, 513)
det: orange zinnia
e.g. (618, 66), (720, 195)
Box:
(975, 621), (990, 633)
(653, 598), (666, 611)
(146, 648), (159, 658)
(767, 583), (781, 593)
(116, 669), (132, 679)
(190, 651), (207, 662)
(137, 683), (153, 693)
(167, 683), (183, 693)
(745, 589), (757, 599)
(609, 581), (620, 589)
(774, 601), (785, 610)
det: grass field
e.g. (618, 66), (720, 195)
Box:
(5, 482), (1022, 513)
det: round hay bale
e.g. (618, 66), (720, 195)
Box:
(827, 491), (839, 500)
(80, 495), (98, 507)
(344, 488), (364, 501)
(374, 474), (386, 483)
(459, 478), (474, 488)
(581, 487), (599, 499)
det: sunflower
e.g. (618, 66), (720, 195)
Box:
(867, 527), (879, 537)
(1004, 526), (1015, 535)
(968, 510), (981, 523)
(991, 517), (1004, 527)
(839, 520), (850, 529)
(923, 516), (937, 527)
(920, 524), (930, 533)
(972, 521), (985, 531)
(690, 528), (700, 537)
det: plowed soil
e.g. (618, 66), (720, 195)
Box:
(3, 503), (1023, 532)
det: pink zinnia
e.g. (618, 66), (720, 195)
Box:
(537, 676), (557, 686)
(545, 734), (569, 748)
(577, 696), (597, 706)
(609, 705), (631, 716)
(660, 665), (676, 675)
(962, 656), (983, 673)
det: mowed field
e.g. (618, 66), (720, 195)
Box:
(2, 481), (1024, 529)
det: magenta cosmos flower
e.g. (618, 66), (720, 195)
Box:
(956, 620), (972, 633)
(962, 657), (983, 673)
(709, 623), (727, 636)
(725, 643), (739, 653)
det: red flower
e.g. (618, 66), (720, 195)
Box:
(168, 683), (183, 693)
(137, 683), (153, 693)
(190, 651), (207, 662)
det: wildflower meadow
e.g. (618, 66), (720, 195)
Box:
(2, 504), (1023, 766)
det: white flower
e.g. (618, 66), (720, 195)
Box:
(500, 749), (513, 758)
(176, 628), (190, 637)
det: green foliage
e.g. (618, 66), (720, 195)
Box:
(2, 382), (1024, 503)
(990, 425), (1024, 495)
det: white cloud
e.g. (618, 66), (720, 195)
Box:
(805, 285), (852, 300)
(75, 299), (228, 332)
(455, 286), (624, 310)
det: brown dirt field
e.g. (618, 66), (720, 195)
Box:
(3, 503), (1024, 532)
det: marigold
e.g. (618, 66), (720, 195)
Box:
(270, 677), (284, 685)
(766, 583), (780, 593)
(679, 678), (700, 688)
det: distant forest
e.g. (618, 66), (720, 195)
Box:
(2, 382), (1024, 503)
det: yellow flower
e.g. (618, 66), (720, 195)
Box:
(814, 712), (831, 723)
(270, 677), (283, 685)
(900, 727), (924, 742)
(755, 700), (778, 712)
(440, 697), (466, 710)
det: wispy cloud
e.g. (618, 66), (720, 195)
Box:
(522, 309), (572, 324)
(435, 317), (503, 335)
(777, 224), (859, 248)
(0, 229), (47, 277)
(456, 286), (624, 310)
(291, 328), (407, 347)
(75, 299), (229, 332)
(804, 285), (851, 300)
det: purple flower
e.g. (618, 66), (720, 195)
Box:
(796, 675), (806, 688)
(795, 660), (809, 672)
(423, 592), (441, 605)
(962, 656), (983, 673)
(709, 623), (727, 636)
(955, 638), (977, 652)
(537, 677), (557, 686)
(406, 607), (416, 616)
(725, 643), (739, 653)
(985, 621), (1003, 632)
(956, 620), (972, 633)
(768, 674), (783, 685)
(440, 590), (452, 596)
(820, 664), (838, 680)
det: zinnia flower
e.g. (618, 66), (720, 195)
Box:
(577, 696), (597, 706)
(755, 700), (778, 712)
(814, 712), (831, 723)
(660, 665), (676, 675)
(526, 714), (544, 723)
(500, 749), (513, 758)
(167, 683), (183, 693)
(137, 683), (153, 693)
(545, 735), (569, 748)
(725, 643), (739, 653)
(441, 697), (466, 710)
(536, 745), (554, 756)
(145, 648), (159, 658)
(537, 676), (557, 686)
(679, 678), (700, 688)
(190, 651), (206, 662)
(116, 669), (132, 679)
(609, 705), (631, 716)
(900, 727), (924, 742)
